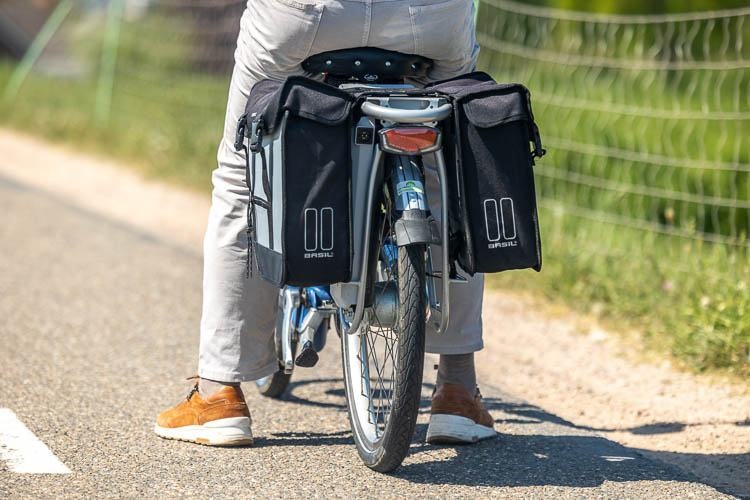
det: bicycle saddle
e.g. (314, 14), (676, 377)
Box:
(302, 47), (433, 83)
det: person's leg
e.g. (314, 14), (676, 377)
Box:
(423, 164), (485, 382)
(421, 148), (494, 446)
(413, 0), (483, 393)
(436, 354), (476, 391)
(369, 0), (483, 366)
(370, 0), (493, 443)
(198, 9), (282, 387)
(200, 0), (329, 385)
(155, 2), (326, 445)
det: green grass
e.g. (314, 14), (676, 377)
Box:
(477, 2), (750, 378)
(1, 7), (748, 379)
(0, 13), (228, 192)
(1, 64), (222, 193)
(527, 0), (750, 14)
(489, 207), (750, 378)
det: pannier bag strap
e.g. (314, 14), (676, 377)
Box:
(234, 113), (261, 279)
(242, 140), (256, 279)
(246, 116), (274, 247)
(234, 112), (266, 154)
(523, 90), (546, 159)
(234, 114), (248, 152)
(531, 122), (545, 159)
(233, 113), (276, 279)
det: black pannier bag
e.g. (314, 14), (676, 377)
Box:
(427, 72), (546, 275)
(235, 76), (356, 287)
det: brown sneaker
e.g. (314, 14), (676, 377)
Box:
(426, 383), (496, 444)
(154, 382), (253, 446)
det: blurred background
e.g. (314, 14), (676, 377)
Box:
(0, 0), (748, 379)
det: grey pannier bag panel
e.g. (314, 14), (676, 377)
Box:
(235, 76), (356, 287)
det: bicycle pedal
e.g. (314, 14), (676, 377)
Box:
(294, 341), (319, 368)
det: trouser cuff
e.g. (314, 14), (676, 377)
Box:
(198, 361), (279, 383)
(425, 340), (484, 355)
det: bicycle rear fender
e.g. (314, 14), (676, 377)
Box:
(389, 154), (440, 247)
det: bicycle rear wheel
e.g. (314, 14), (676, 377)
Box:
(255, 364), (292, 398)
(341, 229), (426, 472)
(256, 298), (296, 398)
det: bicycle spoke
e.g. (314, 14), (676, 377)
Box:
(359, 196), (402, 437)
(340, 164), (427, 471)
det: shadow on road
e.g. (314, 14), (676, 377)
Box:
(253, 430), (353, 448)
(492, 399), (749, 435)
(400, 428), (671, 488)
(276, 377), (748, 496)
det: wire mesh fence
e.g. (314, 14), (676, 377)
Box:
(1, 0), (748, 371)
(0, 0), (246, 184)
(479, 0), (750, 250)
(475, 0), (750, 372)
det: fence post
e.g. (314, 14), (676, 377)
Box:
(2, 0), (74, 104)
(95, 0), (125, 125)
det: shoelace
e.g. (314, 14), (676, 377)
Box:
(185, 375), (200, 401)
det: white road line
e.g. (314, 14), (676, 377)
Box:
(602, 455), (637, 462)
(0, 408), (71, 474)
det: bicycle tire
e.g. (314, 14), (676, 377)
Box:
(341, 242), (426, 473)
(255, 369), (292, 398)
(256, 308), (296, 398)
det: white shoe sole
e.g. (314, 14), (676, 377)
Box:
(426, 414), (497, 444)
(154, 417), (253, 446)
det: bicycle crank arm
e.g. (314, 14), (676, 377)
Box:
(295, 307), (334, 368)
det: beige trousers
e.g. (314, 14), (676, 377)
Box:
(199, 0), (484, 382)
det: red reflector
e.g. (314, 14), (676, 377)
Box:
(381, 127), (439, 154)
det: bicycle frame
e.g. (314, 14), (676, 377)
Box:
(278, 285), (334, 373)
(337, 95), (453, 336)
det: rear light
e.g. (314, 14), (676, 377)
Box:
(379, 127), (440, 155)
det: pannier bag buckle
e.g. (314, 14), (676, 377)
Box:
(234, 114), (248, 152)
(248, 120), (265, 154)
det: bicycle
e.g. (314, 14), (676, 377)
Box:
(254, 48), (460, 472)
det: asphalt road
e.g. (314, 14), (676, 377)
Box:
(0, 175), (730, 498)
